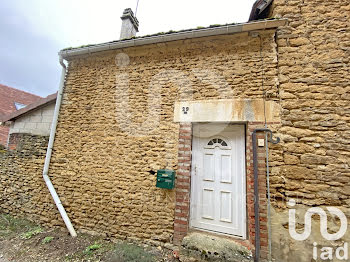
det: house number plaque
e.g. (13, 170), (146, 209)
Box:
(182, 107), (189, 114)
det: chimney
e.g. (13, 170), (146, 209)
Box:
(120, 8), (139, 39)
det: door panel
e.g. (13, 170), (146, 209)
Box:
(220, 154), (232, 183)
(190, 124), (246, 238)
(203, 153), (215, 181)
(202, 188), (215, 220)
(220, 191), (232, 222)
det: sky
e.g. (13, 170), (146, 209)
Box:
(0, 0), (256, 97)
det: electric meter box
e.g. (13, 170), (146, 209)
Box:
(156, 169), (175, 189)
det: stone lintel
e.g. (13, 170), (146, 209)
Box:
(173, 99), (280, 123)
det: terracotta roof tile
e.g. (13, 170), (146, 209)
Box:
(0, 84), (41, 116)
(1, 92), (57, 122)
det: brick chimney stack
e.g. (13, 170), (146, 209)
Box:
(120, 8), (139, 40)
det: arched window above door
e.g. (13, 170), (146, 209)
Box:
(205, 137), (230, 149)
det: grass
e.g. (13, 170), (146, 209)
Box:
(0, 214), (37, 237)
(65, 241), (157, 262)
(65, 241), (114, 261)
(42, 236), (54, 244)
(114, 243), (156, 262)
(20, 227), (43, 239)
(0, 213), (166, 262)
(84, 242), (102, 255)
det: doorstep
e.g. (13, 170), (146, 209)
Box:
(179, 232), (253, 262)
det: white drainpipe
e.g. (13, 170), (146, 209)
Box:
(42, 56), (77, 237)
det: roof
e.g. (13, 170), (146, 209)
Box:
(249, 0), (273, 22)
(1, 92), (57, 123)
(59, 18), (287, 60)
(0, 84), (42, 119)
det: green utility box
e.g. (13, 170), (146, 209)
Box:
(156, 169), (175, 189)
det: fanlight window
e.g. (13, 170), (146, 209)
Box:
(207, 138), (228, 147)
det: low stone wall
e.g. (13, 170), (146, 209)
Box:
(0, 133), (63, 227)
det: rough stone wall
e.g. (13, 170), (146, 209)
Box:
(0, 134), (62, 226)
(269, 0), (350, 261)
(9, 102), (55, 137)
(49, 31), (279, 243)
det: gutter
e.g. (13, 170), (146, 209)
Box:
(42, 56), (77, 237)
(252, 129), (280, 262)
(59, 19), (287, 60)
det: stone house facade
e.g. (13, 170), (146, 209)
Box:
(54, 19), (284, 256)
(1, 1), (349, 261)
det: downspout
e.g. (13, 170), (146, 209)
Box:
(42, 55), (77, 237)
(252, 128), (279, 262)
(265, 131), (272, 262)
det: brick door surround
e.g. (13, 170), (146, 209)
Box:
(174, 122), (270, 258)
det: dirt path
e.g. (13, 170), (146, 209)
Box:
(0, 214), (177, 262)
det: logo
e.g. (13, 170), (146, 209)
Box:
(288, 199), (348, 260)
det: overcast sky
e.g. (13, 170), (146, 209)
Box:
(0, 0), (256, 97)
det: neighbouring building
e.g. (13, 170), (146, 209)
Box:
(0, 84), (41, 146)
(1, 93), (56, 149)
(1, 1), (349, 261)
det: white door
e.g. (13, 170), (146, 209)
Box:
(190, 124), (246, 238)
